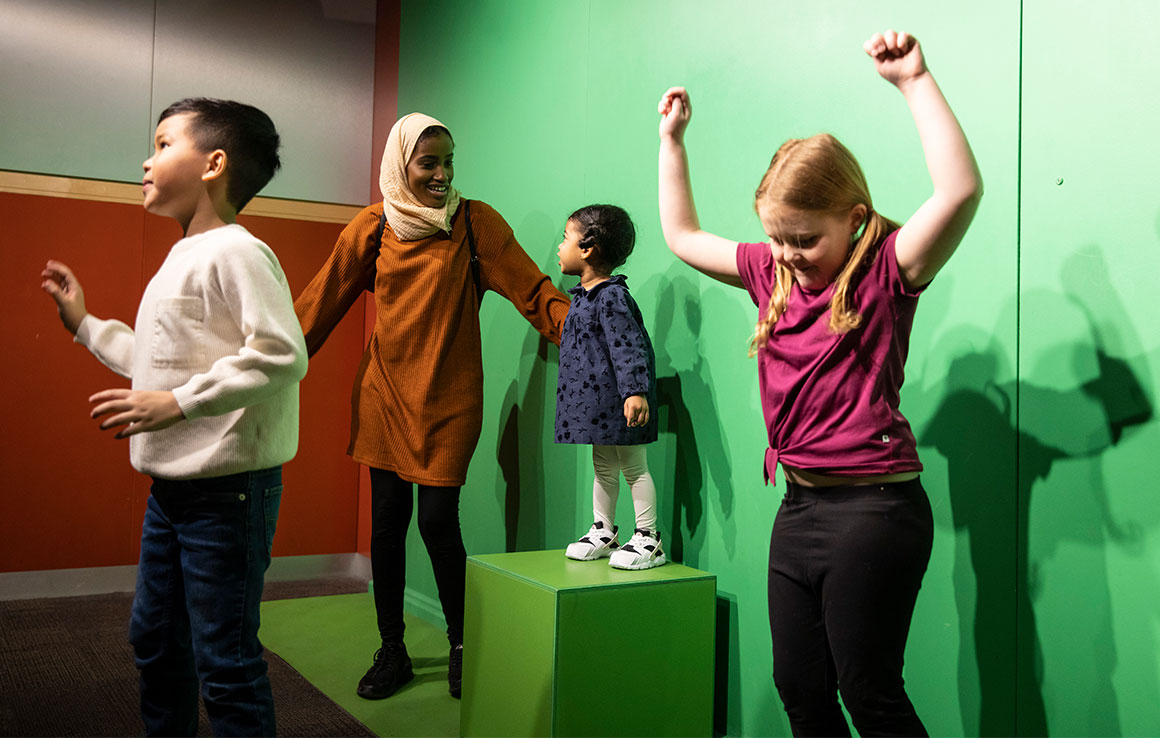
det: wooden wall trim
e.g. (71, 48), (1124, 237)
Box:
(0, 170), (364, 224)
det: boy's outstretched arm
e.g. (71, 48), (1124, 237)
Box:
(868, 30), (983, 288)
(42, 260), (136, 378)
(41, 260), (88, 335)
(657, 87), (744, 287)
(42, 260), (182, 436)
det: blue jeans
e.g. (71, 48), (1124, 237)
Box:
(129, 467), (282, 737)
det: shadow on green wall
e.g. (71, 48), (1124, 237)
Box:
(493, 213), (576, 554)
(647, 269), (748, 735)
(921, 265), (1153, 736)
(648, 269), (741, 566)
(495, 319), (567, 553)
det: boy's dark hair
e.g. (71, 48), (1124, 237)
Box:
(569, 204), (636, 272)
(417, 125), (453, 146)
(159, 98), (282, 211)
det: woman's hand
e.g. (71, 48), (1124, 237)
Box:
(624, 394), (650, 428)
(658, 86), (692, 142)
(41, 260), (88, 335)
(864, 30), (928, 90)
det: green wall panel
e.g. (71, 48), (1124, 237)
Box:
(1020, 0), (1160, 736)
(399, 1), (1020, 736)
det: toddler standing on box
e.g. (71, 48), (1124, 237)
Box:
(554, 204), (666, 570)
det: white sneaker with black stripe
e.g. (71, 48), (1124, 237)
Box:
(565, 522), (620, 560)
(609, 529), (667, 570)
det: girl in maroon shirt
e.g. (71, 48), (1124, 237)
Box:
(657, 31), (982, 737)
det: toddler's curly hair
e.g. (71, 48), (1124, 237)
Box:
(568, 204), (636, 273)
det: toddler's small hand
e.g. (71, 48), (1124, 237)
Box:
(624, 395), (650, 427)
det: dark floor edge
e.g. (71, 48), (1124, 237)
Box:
(0, 552), (372, 601)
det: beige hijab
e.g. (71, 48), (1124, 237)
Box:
(379, 112), (461, 241)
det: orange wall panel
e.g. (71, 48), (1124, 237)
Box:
(1, 192), (367, 572)
(2, 194), (148, 571)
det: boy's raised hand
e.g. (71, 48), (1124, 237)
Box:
(864, 30), (928, 89)
(658, 86), (692, 142)
(90, 388), (185, 439)
(41, 260), (88, 335)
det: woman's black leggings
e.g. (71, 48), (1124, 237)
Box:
(369, 468), (466, 646)
(768, 478), (933, 738)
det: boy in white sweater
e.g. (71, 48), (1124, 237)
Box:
(41, 98), (307, 737)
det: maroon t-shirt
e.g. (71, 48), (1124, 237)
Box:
(736, 230), (925, 485)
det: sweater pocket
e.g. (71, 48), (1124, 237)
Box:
(150, 297), (206, 369)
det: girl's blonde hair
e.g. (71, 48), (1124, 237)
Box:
(749, 133), (899, 357)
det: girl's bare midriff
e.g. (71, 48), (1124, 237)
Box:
(782, 464), (919, 487)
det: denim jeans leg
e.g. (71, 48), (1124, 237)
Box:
(188, 467), (280, 737)
(131, 493), (200, 737)
(151, 467), (281, 737)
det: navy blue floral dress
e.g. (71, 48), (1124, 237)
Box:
(555, 275), (657, 445)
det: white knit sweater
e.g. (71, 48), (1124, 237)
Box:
(76, 224), (308, 479)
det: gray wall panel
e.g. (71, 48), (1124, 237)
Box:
(1, 0), (375, 205)
(0, 0), (155, 182)
(151, 0), (375, 204)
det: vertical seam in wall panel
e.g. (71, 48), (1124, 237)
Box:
(148, 1), (158, 161)
(1014, 0), (1024, 731)
(583, 0), (592, 201)
(143, 0), (159, 296)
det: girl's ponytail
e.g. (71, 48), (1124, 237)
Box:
(749, 266), (793, 357)
(826, 209), (898, 334)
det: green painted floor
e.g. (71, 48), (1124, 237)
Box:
(261, 593), (460, 737)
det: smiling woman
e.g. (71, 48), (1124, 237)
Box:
(405, 127), (454, 208)
(292, 112), (571, 703)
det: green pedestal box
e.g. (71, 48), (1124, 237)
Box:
(461, 549), (716, 737)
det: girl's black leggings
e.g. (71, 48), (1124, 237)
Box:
(369, 468), (466, 647)
(768, 477), (933, 738)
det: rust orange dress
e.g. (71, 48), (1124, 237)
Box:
(295, 199), (570, 487)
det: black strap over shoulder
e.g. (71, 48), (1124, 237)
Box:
(367, 207), (388, 292)
(464, 199), (482, 304)
(375, 207), (387, 247)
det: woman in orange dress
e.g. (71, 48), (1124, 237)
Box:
(295, 113), (570, 700)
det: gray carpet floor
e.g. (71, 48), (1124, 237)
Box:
(0, 578), (373, 737)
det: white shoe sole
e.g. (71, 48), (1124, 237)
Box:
(609, 553), (667, 570)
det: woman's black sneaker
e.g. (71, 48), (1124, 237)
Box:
(448, 643), (463, 698)
(357, 642), (414, 699)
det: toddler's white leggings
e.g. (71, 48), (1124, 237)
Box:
(591, 444), (656, 533)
